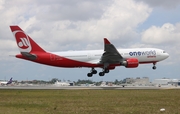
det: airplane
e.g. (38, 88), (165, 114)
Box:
(0, 78), (13, 85)
(6, 77), (13, 85)
(10, 26), (169, 77)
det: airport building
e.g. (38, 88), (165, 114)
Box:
(123, 77), (150, 85)
(153, 78), (180, 86)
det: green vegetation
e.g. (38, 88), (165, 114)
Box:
(18, 79), (124, 86)
(0, 89), (179, 114)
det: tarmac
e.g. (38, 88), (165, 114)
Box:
(0, 85), (180, 90)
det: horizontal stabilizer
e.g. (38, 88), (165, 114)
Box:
(21, 52), (37, 60)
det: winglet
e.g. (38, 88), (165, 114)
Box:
(104, 38), (111, 44)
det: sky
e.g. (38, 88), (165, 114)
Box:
(0, 0), (180, 82)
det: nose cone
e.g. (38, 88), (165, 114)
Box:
(164, 53), (169, 59)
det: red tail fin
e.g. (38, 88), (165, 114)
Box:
(10, 26), (46, 53)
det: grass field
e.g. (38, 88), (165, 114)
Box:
(0, 89), (179, 114)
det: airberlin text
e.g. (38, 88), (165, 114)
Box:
(129, 50), (156, 58)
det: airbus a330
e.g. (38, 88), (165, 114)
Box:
(10, 26), (169, 77)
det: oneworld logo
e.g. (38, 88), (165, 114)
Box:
(13, 30), (32, 52)
(129, 50), (156, 56)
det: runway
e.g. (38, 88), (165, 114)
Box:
(0, 85), (180, 90)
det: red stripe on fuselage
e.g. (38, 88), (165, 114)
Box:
(16, 52), (102, 68)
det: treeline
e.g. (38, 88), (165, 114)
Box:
(75, 79), (124, 86)
(19, 78), (125, 85)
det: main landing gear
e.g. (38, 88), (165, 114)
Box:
(152, 63), (156, 70)
(99, 69), (109, 76)
(87, 68), (110, 77)
(87, 68), (97, 77)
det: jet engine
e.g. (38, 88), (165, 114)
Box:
(121, 58), (139, 68)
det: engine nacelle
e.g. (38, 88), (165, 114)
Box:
(121, 58), (139, 68)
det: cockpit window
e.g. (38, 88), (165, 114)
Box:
(163, 51), (166, 53)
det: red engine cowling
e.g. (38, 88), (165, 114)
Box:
(121, 58), (139, 68)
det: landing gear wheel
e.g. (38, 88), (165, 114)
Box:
(152, 63), (156, 70)
(87, 73), (93, 77)
(152, 66), (156, 70)
(99, 72), (105, 76)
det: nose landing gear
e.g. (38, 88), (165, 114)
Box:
(152, 63), (156, 70)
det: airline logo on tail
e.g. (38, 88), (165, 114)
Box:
(7, 78), (13, 85)
(13, 30), (32, 52)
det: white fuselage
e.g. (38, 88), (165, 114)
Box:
(52, 48), (169, 64)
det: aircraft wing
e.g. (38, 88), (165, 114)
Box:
(99, 38), (124, 65)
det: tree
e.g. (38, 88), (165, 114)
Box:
(49, 78), (58, 84)
(114, 79), (119, 85)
